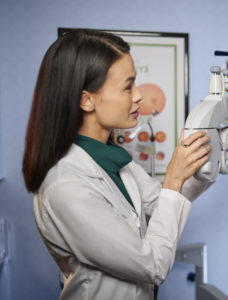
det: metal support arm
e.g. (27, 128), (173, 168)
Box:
(176, 243), (228, 300)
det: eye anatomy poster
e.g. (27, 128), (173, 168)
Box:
(112, 32), (189, 180)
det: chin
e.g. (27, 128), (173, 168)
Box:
(114, 118), (138, 130)
(125, 120), (138, 129)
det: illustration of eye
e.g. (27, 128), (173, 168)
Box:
(138, 131), (150, 142)
(124, 131), (133, 143)
(139, 152), (148, 161)
(156, 152), (165, 160)
(155, 131), (166, 143)
(138, 83), (166, 116)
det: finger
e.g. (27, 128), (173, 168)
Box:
(188, 135), (211, 154)
(190, 143), (212, 163)
(187, 144), (212, 165)
(184, 142), (211, 166)
(191, 152), (211, 172)
(183, 130), (206, 147)
(197, 143), (212, 158)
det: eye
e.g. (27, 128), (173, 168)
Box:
(125, 83), (133, 91)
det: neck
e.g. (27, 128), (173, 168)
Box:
(78, 123), (111, 144)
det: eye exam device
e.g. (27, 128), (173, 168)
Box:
(184, 51), (228, 182)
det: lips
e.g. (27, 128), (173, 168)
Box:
(130, 108), (139, 115)
(130, 109), (139, 119)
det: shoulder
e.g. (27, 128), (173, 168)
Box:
(38, 144), (102, 196)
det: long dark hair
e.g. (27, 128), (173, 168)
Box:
(23, 29), (130, 193)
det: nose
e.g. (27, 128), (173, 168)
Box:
(132, 84), (143, 104)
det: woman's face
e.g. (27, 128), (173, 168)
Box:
(92, 54), (143, 132)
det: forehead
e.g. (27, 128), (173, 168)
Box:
(105, 54), (136, 83)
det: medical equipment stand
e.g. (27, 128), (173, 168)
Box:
(176, 244), (228, 300)
(176, 51), (228, 300)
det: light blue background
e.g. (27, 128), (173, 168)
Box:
(0, 0), (228, 299)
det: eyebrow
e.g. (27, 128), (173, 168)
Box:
(124, 76), (136, 84)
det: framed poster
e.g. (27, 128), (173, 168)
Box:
(58, 28), (189, 180)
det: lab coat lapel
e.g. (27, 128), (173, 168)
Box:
(98, 167), (137, 215)
(120, 166), (142, 217)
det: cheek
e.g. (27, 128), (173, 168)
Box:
(96, 91), (132, 120)
(96, 102), (129, 127)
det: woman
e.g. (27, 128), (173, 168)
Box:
(23, 29), (212, 300)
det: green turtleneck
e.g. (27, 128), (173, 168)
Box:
(75, 134), (135, 209)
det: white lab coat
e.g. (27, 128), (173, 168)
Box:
(33, 144), (212, 300)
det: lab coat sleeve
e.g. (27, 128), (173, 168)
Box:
(128, 161), (214, 214)
(181, 176), (215, 201)
(41, 178), (191, 286)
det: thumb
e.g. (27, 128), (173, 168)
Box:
(178, 128), (184, 145)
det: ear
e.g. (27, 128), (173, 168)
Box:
(80, 91), (95, 112)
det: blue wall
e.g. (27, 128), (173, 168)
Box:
(0, 0), (228, 299)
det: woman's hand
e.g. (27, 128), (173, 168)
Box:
(162, 129), (212, 193)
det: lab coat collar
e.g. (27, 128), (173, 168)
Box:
(65, 144), (104, 178)
(64, 144), (142, 216)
